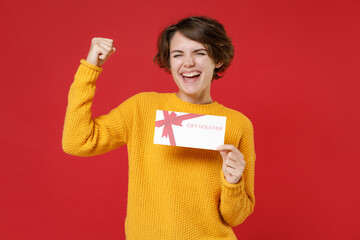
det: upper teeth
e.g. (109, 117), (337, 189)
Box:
(182, 72), (200, 77)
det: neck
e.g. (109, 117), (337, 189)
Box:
(176, 91), (213, 105)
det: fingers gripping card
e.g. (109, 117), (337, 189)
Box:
(154, 110), (226, 150)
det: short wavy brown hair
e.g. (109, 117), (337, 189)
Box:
(154, 16), (234, 80)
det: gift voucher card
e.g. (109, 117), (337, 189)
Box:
(154, 110), (226, 150)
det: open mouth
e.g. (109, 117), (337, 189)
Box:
(181, 71), (201, 83)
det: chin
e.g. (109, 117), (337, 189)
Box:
(178, 84), (201, 95)
(180, 87), (206, 98)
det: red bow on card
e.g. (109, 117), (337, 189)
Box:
(155, 111), (203, 146)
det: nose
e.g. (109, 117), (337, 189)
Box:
(183, 55), (195, 67)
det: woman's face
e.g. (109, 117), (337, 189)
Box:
(169, 31), (222, 102)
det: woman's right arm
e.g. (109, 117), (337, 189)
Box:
(62, 38), (126, 157)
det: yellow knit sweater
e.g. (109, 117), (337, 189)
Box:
(62, 59), (256, 240)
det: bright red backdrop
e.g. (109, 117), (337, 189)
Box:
(1, 0), (359, 239)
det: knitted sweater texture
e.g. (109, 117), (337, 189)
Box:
(62, 59), (256, 239)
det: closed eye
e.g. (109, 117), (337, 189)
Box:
(173, 52), (206, 58)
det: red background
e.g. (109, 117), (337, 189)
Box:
(1, 0), (359, 239)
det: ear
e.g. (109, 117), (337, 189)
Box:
(215, 62), (223, 69)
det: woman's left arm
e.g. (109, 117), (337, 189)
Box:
(216, 120), (256, 227)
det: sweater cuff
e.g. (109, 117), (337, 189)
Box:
(220, 169), (244, 195)
(80, 59), (103, 72)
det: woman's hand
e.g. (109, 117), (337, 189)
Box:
(86, 37), (116, 67)
(217, 144), (246, 184)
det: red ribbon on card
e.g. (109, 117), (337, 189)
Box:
(155, 111), (204, 146)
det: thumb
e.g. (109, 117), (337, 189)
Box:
(109, 47), (116, 56)
(219, 150), (227, 160)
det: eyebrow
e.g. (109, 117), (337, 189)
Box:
(170, 48), (207, 54)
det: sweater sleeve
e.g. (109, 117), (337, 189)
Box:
(62, 59), (128, 157)
(219, 119), (256, 227)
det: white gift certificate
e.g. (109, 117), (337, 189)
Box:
(154, 110), (227, 150)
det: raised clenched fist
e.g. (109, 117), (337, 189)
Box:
(86, 37), (116, 67)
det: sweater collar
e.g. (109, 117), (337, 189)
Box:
(165, 93), (224, 115)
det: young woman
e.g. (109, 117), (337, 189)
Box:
(63, 16), (256, 240)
